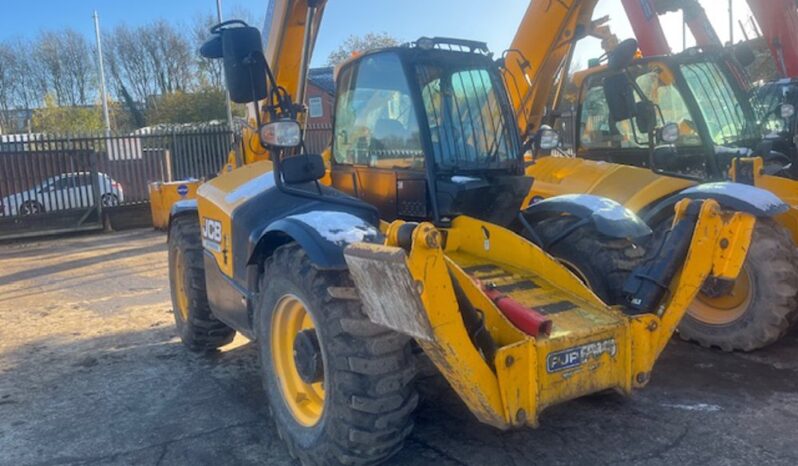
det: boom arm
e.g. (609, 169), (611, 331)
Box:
(626, 0), (798, 79)
(622, 0), (721, 57)
(505, 0), (599, 140)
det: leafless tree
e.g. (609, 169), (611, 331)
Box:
(59, 29), (95, 106)
(7, 38), (44, 110)
(140, 21), (193, 95)
(327, 32), (401, 66)
(0, 43), (15, 130)
(191, 13), (224, 89)
(26, 30), (96, 107)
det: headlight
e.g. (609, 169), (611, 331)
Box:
(780, 103), (795, 119)
(259, 120), (302, 148)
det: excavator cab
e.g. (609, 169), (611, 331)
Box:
(329, 38), (531, 227)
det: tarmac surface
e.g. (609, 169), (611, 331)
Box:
(1, 229), (797, 465)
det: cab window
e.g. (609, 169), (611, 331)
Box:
(333, 52), (424, 169)
(579, 67), (701, 149)
(419, 67), (514, 168)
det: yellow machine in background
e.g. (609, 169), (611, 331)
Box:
(148, 180), (202, 230)
(504, 0), (798, 352)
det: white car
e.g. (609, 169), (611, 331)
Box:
(1, 172), (125, 216)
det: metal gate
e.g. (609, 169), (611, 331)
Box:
(0, 148), (106, 240)
(0, 127), (232, 240)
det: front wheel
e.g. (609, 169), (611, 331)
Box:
(677, 218), (798, 351)
(528, 215), (646, 305)
(256, 243), (418, 465)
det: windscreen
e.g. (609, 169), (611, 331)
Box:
(680, 61), (759, 146)
(333, 52), (425, 169)
(416, 63), (517, 170)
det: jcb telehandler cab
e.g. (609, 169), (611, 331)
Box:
(168, 21), (758, 465)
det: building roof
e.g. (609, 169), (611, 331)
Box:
(308, 67), (335, 95)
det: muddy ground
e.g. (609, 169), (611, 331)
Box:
(1, 229), (797, 465)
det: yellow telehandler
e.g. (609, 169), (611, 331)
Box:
(165, 3), (767, 463)
(504, 0), (798, 351)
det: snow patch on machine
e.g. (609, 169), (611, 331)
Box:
(288, 211), (380, 246)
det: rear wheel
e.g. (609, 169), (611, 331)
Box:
(19, 200), (44, 215)
(678, 218), (798, 351)
(256, 243), (417, 465)
(168, 215), (235, 351)
(530, 215), (646, 305)
(101, 193), (119, 207)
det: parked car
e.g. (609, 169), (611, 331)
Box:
(0, 172), (125, 216)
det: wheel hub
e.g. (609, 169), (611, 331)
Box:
(293, 329), (323, 384)
(690, 267), (753, 325)
(271, 294), (325, 427)
(700, 277), (736, 299)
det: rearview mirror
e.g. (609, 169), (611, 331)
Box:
(603, 73), (637, 122)
(201, 21), (268, 104)
(734, 43), (756, 68)
(535, 125), (560, 151)
(659, 122), (679, 144)
(635, 101), (657, 134)
(281, 154), (325, 184)
(608, 38), (639, 71)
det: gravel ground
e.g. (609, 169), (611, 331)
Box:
(1, 229), (797, 466)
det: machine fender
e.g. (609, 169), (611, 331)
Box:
(249, 210), (383, 271)
(522, 194), (652, 239)
(166, 199), (198, 238)
(641, 182), (789, 224)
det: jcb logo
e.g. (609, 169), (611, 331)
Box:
(202, 218), (222, 243)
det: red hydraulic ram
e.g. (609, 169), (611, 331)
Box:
(481, 282), (553, 337)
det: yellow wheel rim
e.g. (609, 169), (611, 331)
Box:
(271, 294), (325, 427)
(689, 266), (752, 325)
(174, 248), (190, 321)
(559, 259), (591, 287)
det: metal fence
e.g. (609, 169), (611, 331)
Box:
(305, 123), (332, 155)
(0, 123), (333, 238)
(0, 126), (233, 238)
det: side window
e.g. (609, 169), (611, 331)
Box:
(580, 69), (701, 150)
(333, 52), (424, 169)
(636, 70), (700, 146)
(421, 68), (513, 165)
(53, 176), (73, 190)
(579, 84), (616, 149)
(76, 174), (93, 187)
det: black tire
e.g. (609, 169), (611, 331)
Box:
(677, 218), (798, 351)
(168, 215), (235, 351)
(256, 243), (418, 465)
(101, 193), (119, 207)
(531, 215), (646, 305)
(20, 200), (44, 215)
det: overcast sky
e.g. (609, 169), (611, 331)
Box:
(0, 0), (759, 68)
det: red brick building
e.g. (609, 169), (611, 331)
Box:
(305, 67), (335, 153)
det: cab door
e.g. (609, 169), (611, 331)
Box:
(329, 51), (429, 221)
